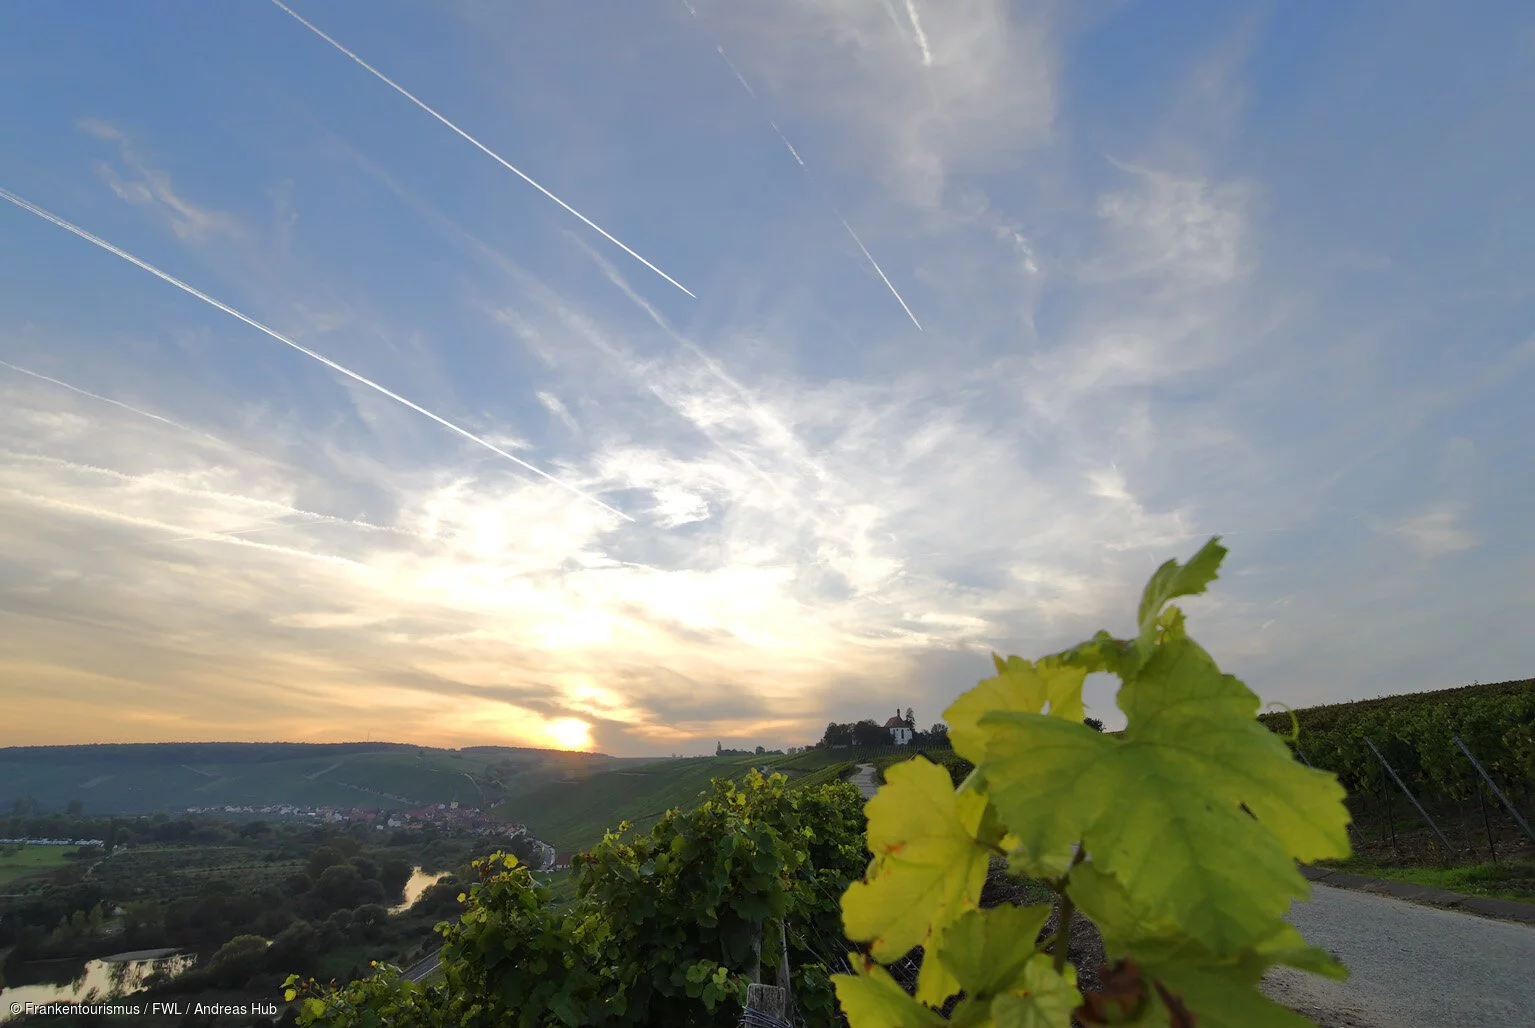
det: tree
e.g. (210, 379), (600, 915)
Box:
(316, 865), (364, 909)
(380, 858), (413, 901)
(206, 934), (270, 989)
(821, 722), (853, 748)
(851, 719), (887, 747)
(754, 745), (765, 755)
(65, 799), (84, 818)
(903, 707), (915, 728)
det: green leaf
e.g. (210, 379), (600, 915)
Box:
(1137, 537), (1226, 635)
(842, 757), (991, 961)
(945, 656), (1089, 762)
(934, 903), (1054, 1000)
(983, 630), (1348, 956)
(989, 955), (1082, 1028)
(1148, 962), (1317, 1028)
(833, 960), (949, 1028)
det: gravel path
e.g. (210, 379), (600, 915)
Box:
(850, 763), (880, 799)
(1259, 883), (1535, 1027)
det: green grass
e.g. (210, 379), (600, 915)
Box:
(1319, 856), (1535, 904)
(495, 756), (768, 852)
(0, 844), (72, 882)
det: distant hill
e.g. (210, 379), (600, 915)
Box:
(0, 741), (638, 816)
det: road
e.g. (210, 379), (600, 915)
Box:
(401, 951), (439, 983)
(1260, 883), (1535, 1027)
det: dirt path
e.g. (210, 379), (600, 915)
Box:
(1259, 882), (1535, 1027)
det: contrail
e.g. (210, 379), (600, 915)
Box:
(0, 359), (193, 431)
(267, 0), (695, 300)
(678, 2), (923, 332)
(0, 187), (633, 523)
(904, 0), (934, 66)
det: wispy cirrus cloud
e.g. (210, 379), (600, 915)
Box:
(78, 118), (242, 242)
(1, 1), (1531, 754)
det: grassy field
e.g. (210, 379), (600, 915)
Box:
(494, 755), (771, 852)
(84, 843), (307, 895)
(1319, 855), (1535, 904)
(0, 844), (72, 883)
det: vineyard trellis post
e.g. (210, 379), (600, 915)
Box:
(1454, 735), (1535, 844)
(1363, 736), (1452, 854)
(1295, 745), (1361, 847)
(741, 919), (791, 1027)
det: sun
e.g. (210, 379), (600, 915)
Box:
(544, 717), (593, 751)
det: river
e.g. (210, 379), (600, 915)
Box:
(0, 949), (196, 1023)
(388, 866), (450, 914)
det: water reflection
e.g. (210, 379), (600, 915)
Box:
(0, 950), (196, 1023)
(389, 866), (449, 915)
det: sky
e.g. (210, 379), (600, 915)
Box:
(1, 1), (1531, 756)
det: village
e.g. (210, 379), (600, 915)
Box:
(181, 800), (527, 838)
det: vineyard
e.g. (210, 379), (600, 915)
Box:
(1257, 678), (1535, 869)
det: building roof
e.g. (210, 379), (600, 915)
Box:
(884, 716), (908, 729)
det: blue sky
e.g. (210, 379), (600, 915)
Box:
(1, 1), (1531, 755)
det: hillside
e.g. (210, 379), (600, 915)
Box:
(1256, 677), (1534, 734)
(492, 745), (922, 851)
(0, 741), (642, 815)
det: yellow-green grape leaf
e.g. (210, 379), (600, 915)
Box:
(1137, 536), (1226, 633)
(945, 656), (1089, 763)
(843, 758), (991, 961)
(974, 714), (1110, 876)
(1147, 962), (1316, 1028)
(983, 634), (1340, 955)
(1066, 863), (1183, 959)
(1249, 921), (1348, 982)
(989, 955), (1083, 1028)
(1122, 536), (1226, 675)
(935, 904), (1054, 999)
(1071, 863), (1346, 988)
(833, 958), (949, 1028)
(915, 940), (963, 1009)
(1117, 631), (1351, 865)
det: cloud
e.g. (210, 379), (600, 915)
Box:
(699, 0), (1056, 212)
(1091, 163), (1254, 286)
(5, 5), (1532, 753)
(1387, 505), (1478, 558)
(78, 118), (242, 242)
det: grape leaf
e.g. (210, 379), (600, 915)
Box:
(1147, 962), (1317, 1028)
(843, 757), (991, 961)
(833, 957), (948, 1028)
(989, 956), (1083, 1028)
(933, 903), (1054, 1000)
(1118, 536), (1226, 676)
(945, 655), (1088, 762)
(982, 629), (1348, 955)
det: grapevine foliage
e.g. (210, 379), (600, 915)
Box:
(284, 770), (867, 1026)
(834, 537), (1354, 1027)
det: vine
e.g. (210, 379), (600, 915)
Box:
(832, 537), (1354, 1026)
(284, 770), (867, 1026)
